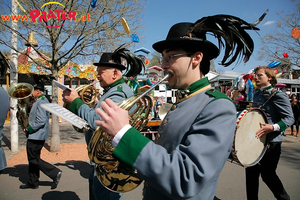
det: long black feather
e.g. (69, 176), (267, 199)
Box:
(250, 9), (269, 28)
(188, 10), (268, 67)
(112, 45), (145, 77)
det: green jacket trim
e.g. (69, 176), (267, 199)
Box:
(113, 127), (151, 167)
(180, 77), (210, 94)
(117, 85), (123, 92)
(176, 78), (211, 102)
(278, 121), (287, 132)
(103, 77), (125, 91)
(206, 89), (235, 105)
(37, 94), (45, 100)
(68, 97), (85, 114)
(27, 125), (34, 134)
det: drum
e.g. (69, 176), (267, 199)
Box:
(231, 108), (268, 167)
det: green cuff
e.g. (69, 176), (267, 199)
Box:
(113, 128), (151, 167)
(27, 125), (34, 134)
(277, 121), (287, 132)
(68, 97), (85, 114)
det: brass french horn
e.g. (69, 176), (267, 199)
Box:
(76, 84), (99, 107)
(87, 74), (169, 193)
(64, 83), (99, 132)
(63, 83), (99, 108)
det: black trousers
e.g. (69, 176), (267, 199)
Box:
(245, 142), (290, 200)
(26, 139), (60, 186)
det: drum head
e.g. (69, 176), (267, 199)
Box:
(233, 109), (267, 167)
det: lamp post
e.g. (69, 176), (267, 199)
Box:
(10, 0), (19, 153)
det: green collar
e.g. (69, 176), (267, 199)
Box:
(37, 94), (45, 100)
(260, 84), (273, 93)
(103, 77), (125, 93)
(176, 77), (211, 102)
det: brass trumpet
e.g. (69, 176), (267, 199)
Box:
(87, 74), (169, 193)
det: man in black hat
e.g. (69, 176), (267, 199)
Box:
(94, 13), (267, 200)
(20, 81), (62, 190)
(63, 48), (143, 200)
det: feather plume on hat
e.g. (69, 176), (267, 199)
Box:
(0, 51), (10, 79)
(189, 9), (268, 67)
(112, 45), (145, 78)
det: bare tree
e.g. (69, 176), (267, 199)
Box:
(0, 0), (146, 151)
(257, 0), (300, 77)
(149, 51), (162, 68)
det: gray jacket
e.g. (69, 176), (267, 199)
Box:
(27, 94), (50, 140)
(0, 87), (10, 171)
(0, 88), (10, 140)
(113, 78), (236, 200)
(253, 87), (294, 143)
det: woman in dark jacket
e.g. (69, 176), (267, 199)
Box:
(290, 94), (300, 136)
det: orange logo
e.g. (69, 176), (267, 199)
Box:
(1, 1), (91, 28)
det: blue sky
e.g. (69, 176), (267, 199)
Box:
(134, 0), (296, 74)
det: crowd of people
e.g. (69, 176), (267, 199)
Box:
(0, 11), (298, 200)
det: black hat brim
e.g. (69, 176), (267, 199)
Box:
(34, 85), (44, 91)
(153, 38), (220, 60)
(93, 62), (126, 71)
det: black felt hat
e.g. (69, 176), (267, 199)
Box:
(93, 53), (126, 71)
(33, 81), (45, 92)
(153, 11), (269, 69)
(152, 22), (220, 61)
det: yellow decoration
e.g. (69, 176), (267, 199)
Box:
(14, 0), (27, 13)
(121, 17), (130, 34)
(18, 58), (51, 75)
(18, 64), (30, 74)
(276, 72), (283, 78)
(58, 62), (97, 80)
(25, 31), (38, 47)
(251, 79), (257, 89)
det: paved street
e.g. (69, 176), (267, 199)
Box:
(1, 122), (300, 199)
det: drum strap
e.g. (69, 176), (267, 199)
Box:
(259, 89), (277, 109)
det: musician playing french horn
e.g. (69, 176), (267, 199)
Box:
(94, 13), (268, 200)
(62, 47), (144, 200)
